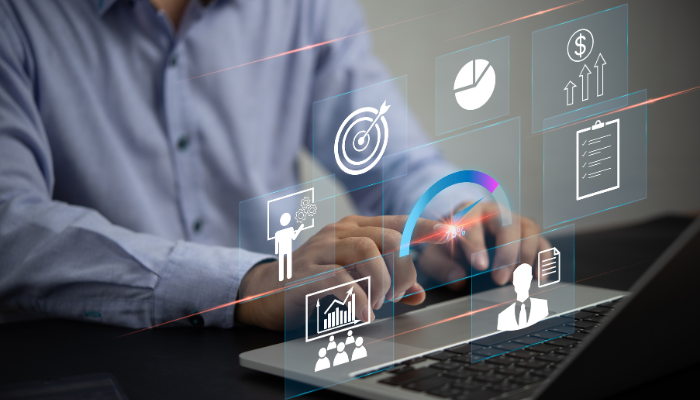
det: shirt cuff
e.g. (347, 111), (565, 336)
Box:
(153, 240), (274, 328)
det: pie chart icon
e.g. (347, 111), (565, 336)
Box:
(454, 59), (496, 111)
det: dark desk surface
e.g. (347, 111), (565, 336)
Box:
(0, 216), (696, 399)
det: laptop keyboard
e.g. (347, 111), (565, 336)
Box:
(370, 299), (619, 400)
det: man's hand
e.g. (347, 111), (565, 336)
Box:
(235, 215), (450, 330)
(418, 201), (552, 289)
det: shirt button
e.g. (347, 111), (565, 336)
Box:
(170, 54), (178, 66)
(193, 219), (203, 233)
(189, 312), (204, 327)
(177, 135), (189, 151)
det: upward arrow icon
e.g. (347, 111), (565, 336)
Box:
(316, 298), (320, 334)
(595, 53), (606, 97)
(564, 80), (577, 106)
(579, 64), (591, 102)
(324, 287), (354, 315)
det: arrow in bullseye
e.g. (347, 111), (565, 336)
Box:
(356, 101), (390, 147)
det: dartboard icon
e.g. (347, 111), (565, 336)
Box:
(334, 101), (391, 176)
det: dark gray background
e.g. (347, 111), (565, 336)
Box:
(543, 94), (646, 227)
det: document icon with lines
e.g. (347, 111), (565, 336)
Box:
(576, 119), (620, 200)
(538, 247), (561, 288)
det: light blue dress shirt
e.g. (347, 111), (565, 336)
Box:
(0, 0), (459, 328)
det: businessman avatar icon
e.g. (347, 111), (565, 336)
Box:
(275, 213), (304, 281)
(497, 263), (549, 331)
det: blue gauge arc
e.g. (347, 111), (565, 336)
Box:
(399, 170), (512, 257)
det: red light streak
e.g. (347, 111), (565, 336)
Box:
(445, 0), (585, 42)
(180, 2), (482, 82)
(531, 85), (700, 138)
(117, 287), (283, 338)
(120, 233), (651, 341)
(184, 0), (585, 81)
(117, 222), (477, 338)
(412, 210), (501, 246)
(117, 82), (700, 338)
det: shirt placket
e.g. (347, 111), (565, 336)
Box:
(159, 7), (205, 241)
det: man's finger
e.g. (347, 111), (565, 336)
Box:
(380, 227), (422, 302)
(337, 226), (407, 305)
(336, 226), (390, 253)
(353, 215), (451, 246)
(519, 219), (542, 273)
(539, 236), (553, 254)
(455, 210), (489, 273)
(418, 244), (467, 291)
(400, 282), (426, 305)
(349, 252), (392, 310)
(335, 237), (390, 310)
(346, 216), (451, 303)
(490, 217), (522, 285)
(340, 225), (423, 304)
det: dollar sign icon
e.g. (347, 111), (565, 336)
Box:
(574, 33), (586, 58)
(567, 29), (594, 62)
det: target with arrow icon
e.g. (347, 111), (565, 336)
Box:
(334, 101), (390, 176)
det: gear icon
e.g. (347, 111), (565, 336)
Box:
(306, 203), (317, 216)
(294, 196), (316, 224)
(295, 209), (306, 224)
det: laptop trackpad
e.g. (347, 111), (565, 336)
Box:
(389, 298), (498, 355)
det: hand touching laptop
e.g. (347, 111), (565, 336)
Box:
(236, 205), (551, 330)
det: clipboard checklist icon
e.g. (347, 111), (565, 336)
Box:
(538, 247), (561, 288)
(576, 119), (620, 200)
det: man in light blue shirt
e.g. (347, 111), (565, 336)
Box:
(0, 0), (547, 330)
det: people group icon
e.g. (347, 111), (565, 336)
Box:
(333, 342), (349, 366)
(497, 263), (549, 331)
(314, 348), (331, 372)
(314, 330), (367, 372)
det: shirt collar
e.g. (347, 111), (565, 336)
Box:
(516, 297), (531, 306)
(95, 0), (230, 17)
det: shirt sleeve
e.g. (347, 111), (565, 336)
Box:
(0, 11), (270, 329)
(308, 0), (479, 218)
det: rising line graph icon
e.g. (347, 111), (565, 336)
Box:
(305, 276), (370, 342)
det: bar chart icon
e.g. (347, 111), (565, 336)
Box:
(322, 286), (357, 331)
(305, 276), (370, 342)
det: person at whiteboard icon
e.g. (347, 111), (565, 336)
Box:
(497, 263), (549, 331)
(275, 213), (304, 281)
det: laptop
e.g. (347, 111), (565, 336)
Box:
(241, 216), (699, 399)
